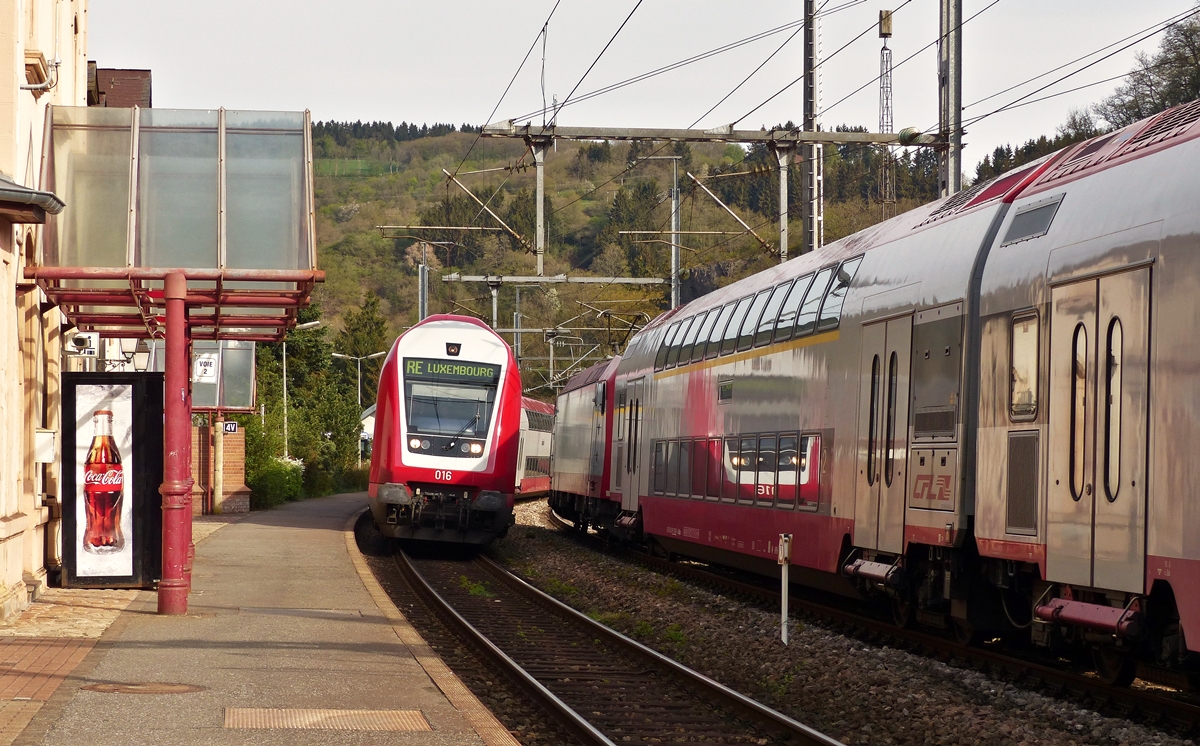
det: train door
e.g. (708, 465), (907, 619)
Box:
(1047, 269), (1149, 592)
(854, 315), (913, 554)
(622, 377), (645, 512)
(588, 381), (607, 497)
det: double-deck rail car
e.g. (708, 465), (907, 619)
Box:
(368, 314), (523, 545)
(548, 357), (622, 532)
(552, 98), (1200, 685)
(516, 397), (555, 498)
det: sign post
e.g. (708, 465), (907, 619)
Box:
(778, 533), (793, 645)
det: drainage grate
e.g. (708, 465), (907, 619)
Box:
(82, 683), (205, 694)
(223, 708), (431, 731)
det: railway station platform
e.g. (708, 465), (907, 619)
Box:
(0, 493), (519, 746)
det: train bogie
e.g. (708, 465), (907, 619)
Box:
(549, 98), (1200, 683)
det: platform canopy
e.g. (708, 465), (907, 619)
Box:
(28, 106), (322, 342)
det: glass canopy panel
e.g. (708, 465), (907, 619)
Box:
(136, 109), (218, 268)
(226, 110), (308, 271)
(50, 107), (133, 267)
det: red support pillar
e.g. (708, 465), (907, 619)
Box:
(158, 272), (192, 615)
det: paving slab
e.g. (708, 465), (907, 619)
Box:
(10, 493), (515, 746)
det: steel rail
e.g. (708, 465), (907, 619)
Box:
(545, 508), (1200, 734)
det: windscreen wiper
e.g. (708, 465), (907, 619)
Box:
(443, 415), (479, 450)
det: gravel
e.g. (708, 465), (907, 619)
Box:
(486, 500), (1195, 746)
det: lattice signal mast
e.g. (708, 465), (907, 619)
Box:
(879, 10), (897, 221)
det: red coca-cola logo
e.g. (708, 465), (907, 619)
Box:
(84, 467), (123, 492)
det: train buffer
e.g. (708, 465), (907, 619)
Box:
(0, 494), (517, 745)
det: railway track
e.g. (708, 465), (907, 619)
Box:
(542, 507), (1200, 736)
(395, 548), (843, 746)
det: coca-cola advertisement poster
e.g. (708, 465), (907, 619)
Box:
(73, 385), (134, 577)
(62, 373), (162, 589)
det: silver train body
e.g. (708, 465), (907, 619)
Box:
(552, 99), (1200, 681)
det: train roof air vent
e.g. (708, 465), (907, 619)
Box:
(1039, 133), (1120, 184)
(1115, 99), (1200, 156)
(915, 179), (989, 227)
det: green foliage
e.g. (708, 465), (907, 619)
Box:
(248, 457), (303, 509)
(1094, 9), (1200, 128)
(334, 292), (391, 404)
(458, 576), (493, 597)
(973, 109), (1101, 183)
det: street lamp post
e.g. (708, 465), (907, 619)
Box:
(284, 320), (322, 459)
(332, 349), (388, 467)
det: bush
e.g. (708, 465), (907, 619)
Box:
(249, 457), (303, 510)
(338, 466), (370, 492)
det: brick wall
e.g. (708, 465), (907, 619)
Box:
(190, 425), (252, 515)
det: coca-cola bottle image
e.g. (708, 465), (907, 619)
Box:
(83, 410), (125, 554)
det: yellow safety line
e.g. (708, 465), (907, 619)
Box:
(343, 513), (521, 746)
(654, 330), (839, 380)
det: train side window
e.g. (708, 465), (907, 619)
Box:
(705, 438), (722, 499)
(737, 289), (772, 352)
(678, 311), (709, 366)
(885, 351), (898, 487)
(816, 256), (862, 332)
(755, 280), (794, 347)
(691, 309), (721, 364)
(665, 440), (680, 495)
(776, 434), (798, 508)
(867, 354), (881, 487)
(798, 435), (821, 508)
(615, 389), (626, 441)
(665, 317), (694, 369)
(678, 440), (693, 496)
(655, 322), (682, 371)
(1104, 318), (1123, 502)
(794, 267), (835, 337)
(594, 381), (606, 413)
(692, 438), (708, 499)
(756, 435), (778, 506)
(653, 441), (665, 493)
(705, 302), (737, 359)
(721, 296), (754, 355)
(774, 273), (814, 343)
(1069, 324), (1087, 501)
(1010, 313), (1039, 420)
(722, 438), (739, 501)
(738, 436), (757, 504)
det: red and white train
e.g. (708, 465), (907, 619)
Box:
(551, 98), (1200, 685)
(367, 314), (552, 545)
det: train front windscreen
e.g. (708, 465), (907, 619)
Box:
(402, 357), (499, 454)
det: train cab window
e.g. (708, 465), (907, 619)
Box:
(1070, 325), (1088, 501)
(666, 317), (694, 368)
(704, 302), (736, 359)
(798, 435), (821, 508)
(1104, 318), (1123, 502)
(816, 257), (862, 332)
(721, 438), (739, 501)
(737, 289), (772, 352)
(1010, 314), (1039, 420)
(755, 280), (794, 347)
(678, 311), (709, 366)
(665, 440), (681, 494)
(721, 296), (754, 355)
(692, 438), (709, 499)
(653, 441), (666, 493)
(774, 273), (814, 344)
(794, 267), (835, 337)
(705, 438), (722, 499)
(656, 322), (682, 370)
(594, 381), (606, 413)
(737, 437), (757, 504)
(678, 440), (693, 496)
(776, 434), (799, 507)
(755, 436), (777, 506)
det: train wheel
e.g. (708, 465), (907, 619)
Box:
(1093, 646), (1137, 687)
(354, 509), (394, 557)
(953, 618), (981, 647)
(892, 596), (915, 629)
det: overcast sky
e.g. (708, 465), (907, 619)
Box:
(89, 1), (1196, 175)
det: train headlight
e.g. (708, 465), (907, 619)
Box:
(461, 442), (470, 453)
(421, 439), (431, 450)
(469, 442), (483, 454)
(409, 438), (421, 449)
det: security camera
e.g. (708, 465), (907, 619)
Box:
(65, 331), (99, 357)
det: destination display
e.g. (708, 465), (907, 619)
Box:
(403, 357), (500, 383)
